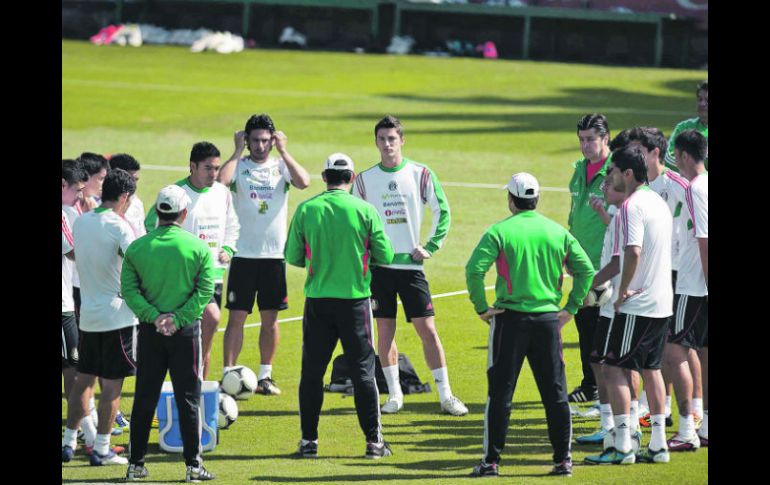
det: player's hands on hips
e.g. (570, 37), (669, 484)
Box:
(411, 246), (431, 261)
(234, 130), (246, 155)
(557, 310), (573, 329)
(273, 131), (288, 152)
(219, 251), (231, 264)
(479, 308), (505, 324)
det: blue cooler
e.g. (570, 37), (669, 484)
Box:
(157, 381), (219, 453)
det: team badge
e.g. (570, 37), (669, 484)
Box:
(388, 181), (398, 191)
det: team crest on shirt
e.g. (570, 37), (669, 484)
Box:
(660, 190), (669, 201)
(371, 299), (379, 311)
(388, 181), (398, 191)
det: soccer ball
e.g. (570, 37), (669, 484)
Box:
(603, 427), (641, 453)
(586, 281), (613, 307)
(221, 366), (258, 400)
(218, 394), (238, 429)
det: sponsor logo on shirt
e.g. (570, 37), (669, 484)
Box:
(383, 201), (405, 207)
(249, 185), (275, 191)
(384, 209), (406, 217)
(386, 218), (408, 224)
(381, 193), (406, 200)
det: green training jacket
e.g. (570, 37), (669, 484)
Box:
(466, 211), (594, 315)
(285, 189), (394, 299)
(567, 156), (611, 270)
(121, 224), (214, 328)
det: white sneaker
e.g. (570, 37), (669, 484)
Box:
(440, 396), (469, 416)
(381, 396), (403, 414)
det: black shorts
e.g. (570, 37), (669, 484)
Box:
(210, 282), (223, 307)
(589, 315), (613, 364)
(370, 266), (434, 322)
(603, 313), (668, 372)
(668, 294), (708, 350)
(73, 286), (81, 325)
(225, 258), (288, 313)
(77, 326), (138, 379)
(62, 312), (79, 369)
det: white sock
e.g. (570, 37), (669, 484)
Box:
(693, 398), (704, 419)
(89, 396), (98, 427)
(431, 367), (452, 403)
(95, 433), (111, 456)
(613, 414), (631, 453)
(258, 365), (272, 381)
(630, 400), (640, 432)
(649, 414), (668, 451)
(81, 414), (98, 447)
(664, 395), (672, 417)
(62, 427), (78, 449)
(382, 365), (402, 401)
(698, 411), (708, 438)
(600, 403), (614, 431)
(678, 413), (695, 440)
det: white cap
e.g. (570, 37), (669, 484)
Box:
(155, 185), (191, 213)
(504, 172), (540, 199)
(324, 153), (355, 172)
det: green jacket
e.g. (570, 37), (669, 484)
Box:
(466, 211), (593, 315)
(285, 189), (394, 299)
(664, 117), (708, 171)
(568, 156), (611, 271)
(121, 224), (214, 328)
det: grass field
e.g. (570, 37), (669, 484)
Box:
(62, 39), (708, 484)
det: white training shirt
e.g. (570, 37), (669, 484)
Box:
(599, 213), (622, 319)
(648, 168), (689, 271)
(73, 208), (138, 332)
(617, 186), (674, 318)
(229, 157), (292, 259)
(62, 209), (75, 313)
(676, 173), (708, 296)
(352, 158), (451, 270)
(62, 204), (82, 289)
(124, 195), (146, 238)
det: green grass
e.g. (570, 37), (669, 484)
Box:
(62, 40), (707, 484)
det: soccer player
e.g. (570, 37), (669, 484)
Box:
(109, 154), (147, 238)
(62, 169), (138, 466)
(122, 185), (216, 482)
(145, 142), (240, 379)
(285, 153), (395, 459)
(585, 146), (673, 465)
(77, 152), (110, 210)
(567, 113), (612, 406)
(666, 129), (708, 450)
(217, 114), (310, 395)
(352, 115), (468, 416)
(664, 81), (708, 171)
(465, 173), (594, 478)
(62, 160), (88, 400)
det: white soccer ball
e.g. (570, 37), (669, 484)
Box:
(586, 281), (613, 307)
(221, 365), (258, 400)
(218, 393), (238, 429)
(603, 427), (641, 453)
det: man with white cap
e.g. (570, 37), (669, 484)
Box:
(285, 153), (395, 460)
(465, 172), (594, 478)
(121, 185), (216, 482)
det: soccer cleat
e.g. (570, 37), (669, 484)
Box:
(441, 396), (469, 416)
(568, 386), (599, 403)
(693, 413), (703, 430)
(576, 427), (609, 445)
(62, 445), (75, 463)
(84, 444), (126, 456)
(115, 411), (131, 431)
(151, 415), (159, 428)
(126, 463), (149, 480)
(667, 433), (701, 452)
(635, 446), (670, 464)
(576, 402), (601, 419)
(381, 396), (403, 414)
(639, 412), (673, 428)
(365, 441), (393, 459)
(585, 447), (636, 465)
(698, 434), (708, 447)
(549, 458), (573, 476)
(186, 465), (215, 482)
(296, 440), (318, 458)
(255, 377), (282, 396)
(89, 448), (129, 466)
(469, 460), (499, 477)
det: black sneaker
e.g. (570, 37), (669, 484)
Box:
(297, 440), (318, 458)
(365, 441), (393, 459)
(126, 463), (149, 480)
(256, 377), (282, 396)
(549, 458), (573, 476)
(469, 460), (499, 477)
(568, 387), (599, 403)
(186, 465), (215, 482)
